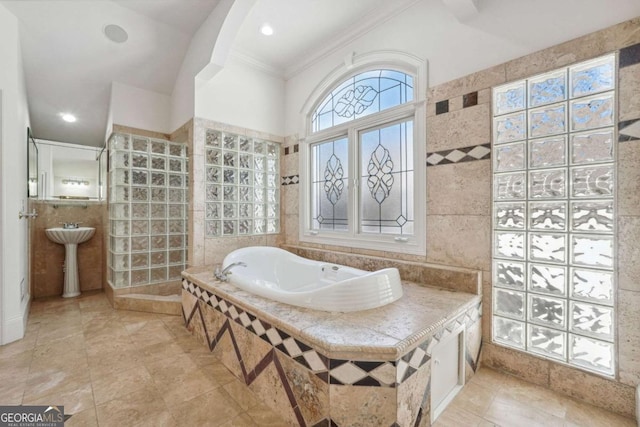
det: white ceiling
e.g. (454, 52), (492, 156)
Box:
(3, 0), (640, 147)
(229, 0), (416, 76)
(2, 0), (219, 147)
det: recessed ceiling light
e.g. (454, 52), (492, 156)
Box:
(104, 24), (128, 43)
(260, 24), (274, 36)
(61, 113), (76, 123)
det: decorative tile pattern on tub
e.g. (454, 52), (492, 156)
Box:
(183, 279), (329, 372)
(183, 278), (482, 388)
(426, 143), (491, 166)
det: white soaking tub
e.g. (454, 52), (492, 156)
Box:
(220, 246), (403, 312)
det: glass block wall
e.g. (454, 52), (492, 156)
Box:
(204, 130), (280, 236)
(107, 134), (188, 288)
(491, 54), (616, 376)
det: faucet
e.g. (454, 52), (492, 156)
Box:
(214, 262), (246, 281)
(61, 222), (81, 229)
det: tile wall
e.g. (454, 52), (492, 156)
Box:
(30, 201), (106, 298)
(280, 17), (640, 418)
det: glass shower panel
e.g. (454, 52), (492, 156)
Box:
(108, 134), (188, 288)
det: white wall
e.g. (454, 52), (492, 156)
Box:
(0, 3), (31, 344)
(195, 57), (285, 136)
(110, 82), (171, 134)
(170, 0), (235, 132)
(283, 0), (640, 136)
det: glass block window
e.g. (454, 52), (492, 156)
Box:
(204, 130), (280, 237)
(107, 134), (188, 288)
(492, 54), (616, 376)
(312, 70), (413, 132)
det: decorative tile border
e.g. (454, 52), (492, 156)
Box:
(426, 143), (491, 166)
(619, 118), (640, 142)
(284, 144), (299, 155)
(619, 42), (640, 68)
(282, 175), (300, 186)
(435, 99), (449, 115)
(435, 90), (479, 115)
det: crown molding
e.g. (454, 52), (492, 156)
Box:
(227, 49), (286, 79)
(283, 0), (422, 80)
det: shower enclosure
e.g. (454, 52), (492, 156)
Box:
(107, 133), (188, 289)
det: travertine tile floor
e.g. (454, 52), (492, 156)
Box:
(0, 291), (635, 427)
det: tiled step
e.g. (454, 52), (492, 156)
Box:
(114, 293), (181, 315)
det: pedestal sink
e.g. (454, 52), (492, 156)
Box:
(45, 227), (95, 298)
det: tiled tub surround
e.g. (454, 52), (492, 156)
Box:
(182, 268), (481, 426)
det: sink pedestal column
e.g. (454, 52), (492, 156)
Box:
(63, 243), (81, 298)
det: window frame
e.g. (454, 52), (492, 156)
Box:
(299, 52), (427, 255)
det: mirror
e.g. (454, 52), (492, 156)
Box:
(35, 139), (106, 200)
(27, 127), (38, 198)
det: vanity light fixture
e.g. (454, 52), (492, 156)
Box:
(62, 178), (89, 186)
(260, 23), (274, 36)
(61, 113), (77, 123)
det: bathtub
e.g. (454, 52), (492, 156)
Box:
(220, 246), (403, 312)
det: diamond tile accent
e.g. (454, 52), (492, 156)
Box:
(281, 175), (300, 186)
(282, 337), (303, 358)
(228, 305), (240, 320)
(238, 312), (252, 327)
(370, 363), (396, 386)
(466, 144), (492, 159)
(266, 328), (283, 346)
(409, 346), (427, 368)
(302, 351), (327, 372)
(251, 318), (266, 336)
(426, 153), (445, 166)
(426, 143), (491, 166)
(330, 363), (368, 384)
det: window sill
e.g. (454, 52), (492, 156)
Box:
(299, 231), (426, 256)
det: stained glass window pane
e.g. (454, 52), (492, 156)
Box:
(311, 70), (414, 132)
(310, 138), (349, 231)
(359, 120), (413, 235)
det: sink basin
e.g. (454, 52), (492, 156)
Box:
(45, 227), (95, 298)
(45, 227), (95, 244)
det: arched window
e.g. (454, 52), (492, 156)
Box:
(311, 70), (414, 132)
(300, 53), (426, 255)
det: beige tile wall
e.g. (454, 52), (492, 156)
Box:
(279, 16), (640, 419)
(30, 201), (107, 298)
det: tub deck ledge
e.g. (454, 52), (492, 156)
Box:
(182, 267), (481, 361)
